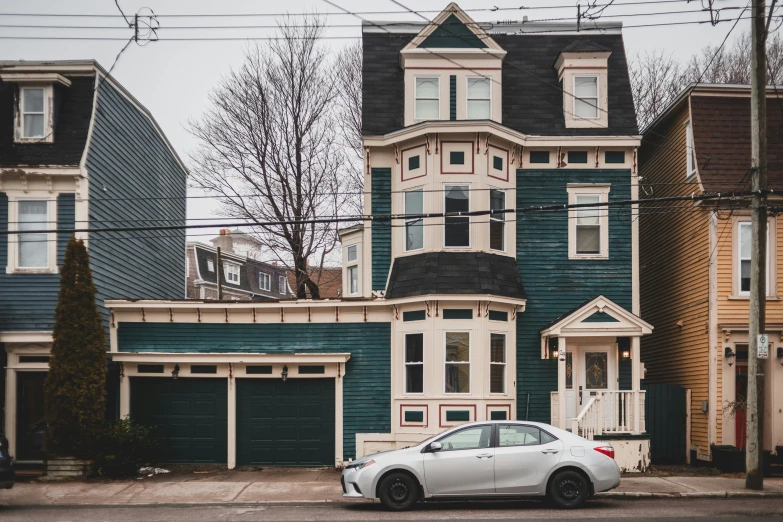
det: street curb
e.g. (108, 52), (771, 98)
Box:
(597, 491), (783, 499)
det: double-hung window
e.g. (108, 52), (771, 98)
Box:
(21, 87), (46, 138)
(224, 263), (240, 284)
(405, 333), (424, 394)
(346, 244), (359, 295)
(259, 272), (271, 291)
(17, 200), (48, 268)
(467, 77), (491, 119)
(489, 189), (505, 251)
(685, 120), (696, 178)
(444, 185), (470, 248)
(573, 76), (599, 119)
(737, 221), (771, 295)
(278, 274), (287, 295)
(445, 332), (470, 393)
(575, 195), (601, 255)
(415, 77), (439, 120)
(404, 189), (424, 251)
(490, 333), (506, 394)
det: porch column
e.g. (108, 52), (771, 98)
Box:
(631, 336), (641, 433)
(558, 337), (567, 429)
(5, 369), (16, 459)
(119, 372), (130, 418)
(227, 376), (236, 469)
(631, 336), (641, 390)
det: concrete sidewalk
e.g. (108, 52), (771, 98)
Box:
(1, 469), (782, 507)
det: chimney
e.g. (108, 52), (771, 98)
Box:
(211, 228), (234, 254)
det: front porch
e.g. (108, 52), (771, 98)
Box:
(541, 296), (653, 441)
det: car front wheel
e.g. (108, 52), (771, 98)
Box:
(548, 470), (588, 509)
(378, 472), (418, 511)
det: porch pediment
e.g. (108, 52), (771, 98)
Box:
(540, 296), (652, 338)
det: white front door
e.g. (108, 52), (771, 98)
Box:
(579, 347), (616, 425)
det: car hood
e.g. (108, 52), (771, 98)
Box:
(350, 445), (422, 466)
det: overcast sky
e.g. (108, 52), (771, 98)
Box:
(0, 0), (753, 243)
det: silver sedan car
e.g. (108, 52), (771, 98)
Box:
(341, 421), (620, 511)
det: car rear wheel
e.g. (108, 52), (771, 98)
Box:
(548, 470), (588, 509)
(378, 472), (418, 511)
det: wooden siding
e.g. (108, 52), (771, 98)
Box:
(86, 81), (187, 334)
(116, 321), (392, 460)
(371, 168), (391, 291)
(639, 103), (712, 455)
(0, 193), (75, 331)
(516, 169), (633, 422)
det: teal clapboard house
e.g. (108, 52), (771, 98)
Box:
(0, 60), (187, 463)
(107, 3), (653, 472)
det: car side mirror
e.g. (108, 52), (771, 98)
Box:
(428, 441), (442, 452)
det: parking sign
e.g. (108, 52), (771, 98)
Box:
(758, 334), (769, 359)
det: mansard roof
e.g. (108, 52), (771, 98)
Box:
(385, 251), (526, 300)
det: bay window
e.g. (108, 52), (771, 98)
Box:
(405, 333), (424, 394)
(346, 243), (359, 295)
(444, 185), (470, 248)
(404, 189), (424, 251)
(490, 333), (506, 394)
(445, 332), (470, 393)
(489, 189), (505, 251)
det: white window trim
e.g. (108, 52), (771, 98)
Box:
(207, 259), (215, 272)
(6, 194), (58, 274)
(466, 76), (492, 120)
(685, 120), (696, 178)
(16, 85), (54, 143)
(735, 219), (774, 297)
(404, 331), (425, 395)
(444, 330), (471, 395)
(258, 272), (271, 291)
(489, 187), (506, 252)
(278, 274), (287, 295)
(489, 331), (506, 395)
(344, 242), (361, 296)
(404, 188), (425, 253)
(567, 184), (610, 260)
(414, 76), (440, 121)
(443, 183), (471, 249)
(223, 262), (240, 285)
(573, 75), (600, 120)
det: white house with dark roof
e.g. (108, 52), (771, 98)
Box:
(105, 3), (652, 473)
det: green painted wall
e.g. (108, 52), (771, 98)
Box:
(371, 168), (391, 291)
(117, 321), (391, 460)
(420, 14), (487, 49)
(0, 193), (74, 331)
(86, 81), (187, 334)
(516, 169), (632, 422)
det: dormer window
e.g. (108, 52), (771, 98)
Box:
(224, 262), (240, 284)
(415, 77), (439, 120)
(467, 77), (491, 119)
(21, 87), (46, 138)
(573, 76), (599, 119)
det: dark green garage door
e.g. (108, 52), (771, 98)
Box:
(237, 379), (335, 466)
(130, 377), (227, 463)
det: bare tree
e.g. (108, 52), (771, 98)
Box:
(630, 31), (783, 129)
(335, 41), (364, 215)
(189, 17), (351, 299)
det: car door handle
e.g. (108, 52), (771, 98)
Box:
(476, 453), (494, 459)
(541, 449), (560, 454)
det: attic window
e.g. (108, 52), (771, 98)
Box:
(259, 272), (271, 291)
(573, 76), (598, 119)
(467, 77), (491, 119)
(207, 259), (215, 272)
(224, 262), (240, 284)
(21, 87), (46, 138)
(415, 77), (439, 119)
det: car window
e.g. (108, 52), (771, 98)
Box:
(438, 425), (492, 452)
(498, 424), (547, 447)
(540, 430), (558, 444)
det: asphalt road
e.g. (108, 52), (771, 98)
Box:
(0, 498), (781, 522)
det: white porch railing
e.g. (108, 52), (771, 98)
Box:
(552, 390), (646, 440)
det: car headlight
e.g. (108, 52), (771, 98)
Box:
(346, 459), (376, 470)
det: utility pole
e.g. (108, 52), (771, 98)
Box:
(746, 0), (768, 491)
(216, 247), (223, 300)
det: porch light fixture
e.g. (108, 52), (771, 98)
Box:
(281, 365), (289, 382)
(550, 348), (559, 360)
(172, 364), (180, 379)
(724, 347), (736, 367)
(621, 349), (630, 360)
(777, 347), (783, 366)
